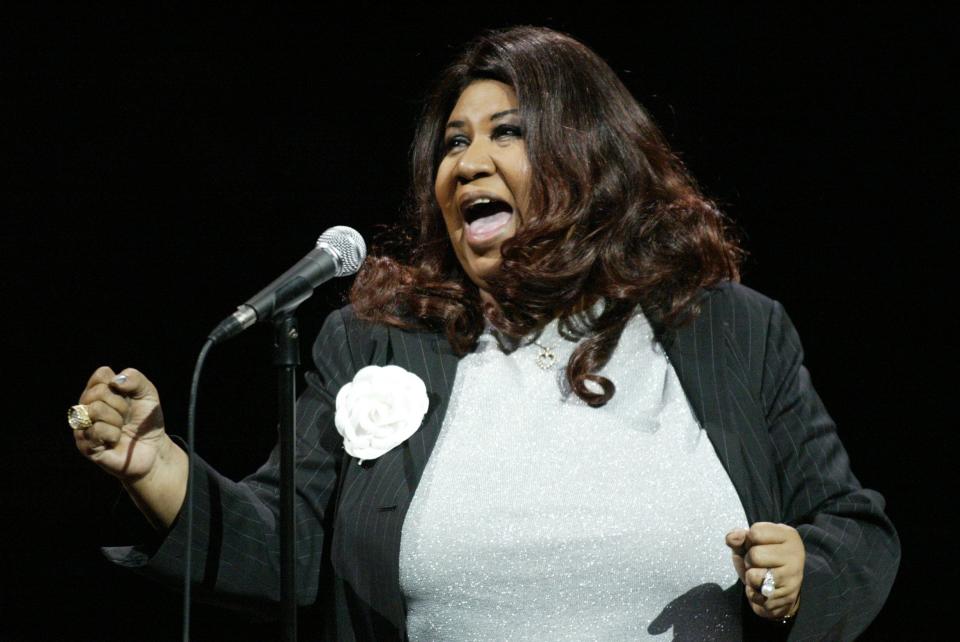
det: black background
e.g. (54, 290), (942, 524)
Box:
(3, 3), (954, 640)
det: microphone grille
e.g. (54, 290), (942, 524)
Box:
(316, 226), (367, 276)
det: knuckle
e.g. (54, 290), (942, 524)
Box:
(90, 399), (118, 421)
(86, 367), (114, 390)
(88, 381), (109, 397)
(78, 433), (98, 450)
(766, 602), (787, 617)
(122, 367), (143, 381)
(93, 422), (120, 445)
(750, 547), (771, 567)
(93, 366), (115, 380)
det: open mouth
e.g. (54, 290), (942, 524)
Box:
(462, 197), (514, 244)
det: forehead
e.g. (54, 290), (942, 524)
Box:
(446, 80), (518, 124)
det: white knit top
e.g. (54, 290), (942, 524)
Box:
(399, 310), (748, 640)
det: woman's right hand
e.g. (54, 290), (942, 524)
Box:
(74, 366), (168, 481)
(74, 366), (188, 528)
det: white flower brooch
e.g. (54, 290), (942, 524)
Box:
(334, 365), (430, 463)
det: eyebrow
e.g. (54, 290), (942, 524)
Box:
(445, 108), (520, 130)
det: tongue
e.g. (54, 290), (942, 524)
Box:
(467, 211), (512, 236)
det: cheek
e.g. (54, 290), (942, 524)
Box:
(435, 162), (462, 237)
(434, 160), (456, 209)
(439, 205), (460, 241)
(505, 150), (532, 214)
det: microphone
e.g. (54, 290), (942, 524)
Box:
(208, 226), (366, 345)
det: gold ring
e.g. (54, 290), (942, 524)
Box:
(67, 404), (93, 431)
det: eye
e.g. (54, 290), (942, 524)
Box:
(444, 134), (470, 152)
(493, 124), (523, 140)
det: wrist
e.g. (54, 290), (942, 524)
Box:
(122, 435), (188, 530)
(124, 432), (173, 486)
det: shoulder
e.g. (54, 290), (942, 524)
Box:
(694, 281), (809, 387)
(317, 303), (395, 336)
(664, 280), (784, 347)
(313, 303), (448, 363)
(667, 281), (798, 377)
(312, 304), (391, 372)
(697, 280), (781, 325)
(692, 280), (800, 347)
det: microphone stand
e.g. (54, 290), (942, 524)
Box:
(202, 227), (365, 641)
(270, 278), (315, 642)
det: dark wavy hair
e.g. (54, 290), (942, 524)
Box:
(350, 26), (742, 406)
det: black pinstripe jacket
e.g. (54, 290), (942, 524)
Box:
(109, 282), (899, 641)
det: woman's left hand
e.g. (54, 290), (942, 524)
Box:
(725, 522), (804, 620)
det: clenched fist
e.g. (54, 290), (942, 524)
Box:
(726, 522), (804, 621)
(73, 366), (187, 529)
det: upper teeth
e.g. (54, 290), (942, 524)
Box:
(468, 198), (493, 208)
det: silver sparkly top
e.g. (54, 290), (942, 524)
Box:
(399, 310), (748, 640)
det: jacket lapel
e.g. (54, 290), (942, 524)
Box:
(660, 292), (782, 524)
(330, 324), (460, 634)
(387, 326), (461, 488)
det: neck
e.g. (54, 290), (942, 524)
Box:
(479, 288), (601, 324)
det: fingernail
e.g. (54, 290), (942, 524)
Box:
(113, 374), (128, 384)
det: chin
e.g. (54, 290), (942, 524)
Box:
(464, 253), (502, 283)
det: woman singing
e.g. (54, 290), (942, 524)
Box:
(72, 26), (899, 640)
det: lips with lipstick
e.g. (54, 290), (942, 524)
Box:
(461, 195), (515, 247)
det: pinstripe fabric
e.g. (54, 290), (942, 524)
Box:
(105, 282), (899, 641)
(661, 283), (899, 640)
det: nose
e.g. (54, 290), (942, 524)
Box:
(455, 138), (495, 183)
